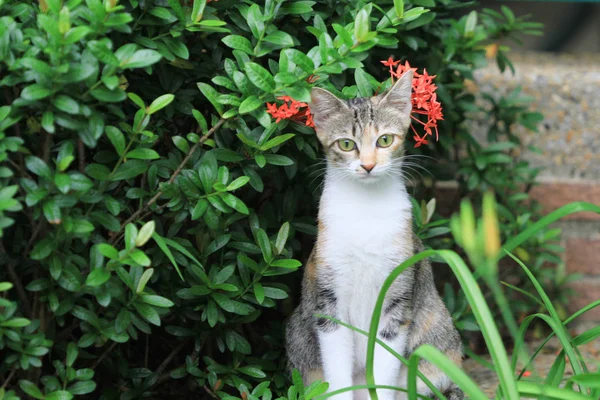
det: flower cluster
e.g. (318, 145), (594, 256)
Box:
(265, 58), (443, 148)
(266, 96), (314, 128)
(381, 58), (443, 147)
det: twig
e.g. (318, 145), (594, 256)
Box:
(1, 366), (16, 390)
(154, 338), (191, 378)
(91, 342), (118, 370)
(78, 139), (85, 173)
(1, 242), (33, 317)
(110, 118), (226, 243)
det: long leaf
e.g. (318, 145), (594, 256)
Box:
(365, 250), (519, 400)
(516, 381), (593, 400)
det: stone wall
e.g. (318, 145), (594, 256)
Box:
(442, 52), (600, 322)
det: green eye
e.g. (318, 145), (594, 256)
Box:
(337, 139), (356, 151)
(377, 135), (394, 148)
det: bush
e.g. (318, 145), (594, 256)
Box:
(0, 0), (572, 398)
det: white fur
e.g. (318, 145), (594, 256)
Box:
(317, 170), (413, 400)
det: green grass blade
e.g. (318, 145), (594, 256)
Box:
(365, 250), (519, 400)
(315, 384), (431, 400)
(506, 251), (585, 376)
(501, 280), (544, 307)
(500, 202), (600, 260)
(567, 373), (600, 389)
(518, 299), (600, 378)
(407, 345), (488, 400)
(516, 381), (594, 400)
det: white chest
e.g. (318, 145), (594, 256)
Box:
(318, 176), (413, 326)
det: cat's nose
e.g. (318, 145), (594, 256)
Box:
(361, 163), (375, 173)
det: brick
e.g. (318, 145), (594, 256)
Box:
(567, 280), (600, 321)
(529, 181), (600, 221)
(565, 238), (600, 275)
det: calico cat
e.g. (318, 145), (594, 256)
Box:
(285, 71), (464, 400)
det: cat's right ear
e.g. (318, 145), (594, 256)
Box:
(310, 87), (349, 133)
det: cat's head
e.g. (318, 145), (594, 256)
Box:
(310, 71), (413, 182)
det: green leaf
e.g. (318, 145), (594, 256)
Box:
(354, 8), (370, 42)
(245, 62), (275, 92)
(52, 95), (80, 114)
(147, 94), (174, 114)
(86, 269), (110, 287)
(239, 95), (262, 114)
(255, 229), (272, 262)
(26, 156), (52, 180)
(136, 221), (155, 247)
(222, 35), (254, 54)
(66, 342), (78, 367)
(275, 222), (290, 254)
(263, 31), (295, 47)
(2, 318), (31, 327)
(133, 301), (160, 326)
(130, 249), (151, 267)
(43, 199), (61, 224)
(270, 259), (301, 268)
(54, 173), (71, 194)
(253, 282), (265, 304)
(152, 233), (184, 281)
(197, 83), (224, 115)
(355, 68), (373, 97)
(106, 126), (126, 155)
(126, 148), (160, 160)
(263, 286), (288, 299)
(394, 0), (404, 18)
(192, 198), (209, 220)
(90, 87), (127, 103)
(122, 49), (162, 69)
(191, 0), (207, 23)
(265, 154), (294, 166)
(284, 49), (315, 73)
(21, 84), (52, 101)
(260, 133), (295, 151)
(237, 366), (266, 379)
(111, 160), (148, 181)
(18, 381), (44, 400)
(172, 136), (190, 154)
(226, 176), (250, 191)
(140, 294), (174, 308)
(136, 268), (154, 294)
(221, 193), (249, 214)
(67, 381), (97, 395)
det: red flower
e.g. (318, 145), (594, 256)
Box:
(522, 371), (532, 378)
(265, 57), (443, 148)
(266, 97), (314, 128)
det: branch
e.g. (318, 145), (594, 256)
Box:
(111, 118), (227, 243)
(154, 338), (191, 378)
(91, 342), (118, 370)
(1, 366), (16, 390)
(1, 242), (33, 317)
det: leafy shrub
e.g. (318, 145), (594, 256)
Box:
(0, 0), (573, 398)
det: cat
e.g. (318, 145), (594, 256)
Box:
(285, 70), (464, 400)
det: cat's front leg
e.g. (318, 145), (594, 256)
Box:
(372, 325), (407, 400)
(315, 283), (354, 400)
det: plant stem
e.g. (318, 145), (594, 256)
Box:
(111, 117), (227, 242)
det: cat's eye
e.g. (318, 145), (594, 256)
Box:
(337, 139), (356, 152)
(376, 135), (394, 148)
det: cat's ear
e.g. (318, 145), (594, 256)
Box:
(377, 70), (414, 124)
(310, 87), (349, 131)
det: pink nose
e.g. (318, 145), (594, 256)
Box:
(361, 163), (375, 173)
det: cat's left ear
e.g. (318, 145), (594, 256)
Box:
(377, 70), (414, 124)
